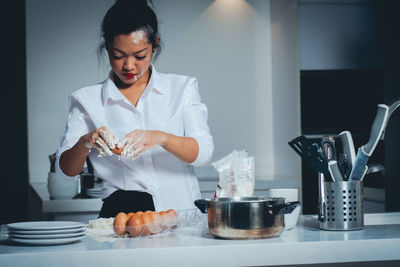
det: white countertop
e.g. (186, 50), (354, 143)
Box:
(1, 213), (399, 267)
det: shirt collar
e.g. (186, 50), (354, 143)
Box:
(144, 64), (165, 96)
(101, 74), (123, 106)
(101, 64), (164, 106)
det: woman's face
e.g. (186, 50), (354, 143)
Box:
(107, 30), (156, 86)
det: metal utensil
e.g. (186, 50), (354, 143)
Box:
(288, 136), (330, 176)
(318, 172), (327, 223)
(366, 163), (385, 174)
(312, 139), (336, 161)
(336, 131), (356, 179)
(314, 137), (337, 182)
(348, 104), (389, 181)
(320, 138), (336, 161)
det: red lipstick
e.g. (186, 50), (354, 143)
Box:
(123, 73), (135, 79)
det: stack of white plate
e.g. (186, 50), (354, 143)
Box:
(86, 188), (102, 198)
(7, 221), (86, 245)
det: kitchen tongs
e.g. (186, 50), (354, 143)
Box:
(288, 136), (330, 176)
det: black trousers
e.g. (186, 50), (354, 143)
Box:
(98, 190), (155, 218)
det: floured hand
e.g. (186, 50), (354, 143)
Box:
(99, 127), (119, 150)
(82, 128), (166, 159)
(81, 127), (118, 157)
(119, 130), (166, 159)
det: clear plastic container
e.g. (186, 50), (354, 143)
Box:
(119, 209), (206, 238)
(176, 208), (206, 228)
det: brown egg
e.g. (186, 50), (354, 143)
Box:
(111, 144), (126, 155)
(126, 214), (144, 237)
(141, 213), (154, 236)
(144, 210), (153, 214)
(167, 209), (177, 215)
(127, 212), (135, 219)
(113, 212), (128, 235)
(135, 211), (144, 216)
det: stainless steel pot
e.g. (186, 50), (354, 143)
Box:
(194, 197), (300, 239)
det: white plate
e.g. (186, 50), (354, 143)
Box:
(8, 227), (86, 235)
(7, 221), (85, 231)
(9, 232), (86, 239)
(9, 235), (86, 245)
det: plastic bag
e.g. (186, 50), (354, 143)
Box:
(212, 150), (255, 198)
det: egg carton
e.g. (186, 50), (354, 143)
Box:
(115, 208), (206, 238)
(176, 208), (207, 228)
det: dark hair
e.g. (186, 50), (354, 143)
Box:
(99, 0), (161, 59)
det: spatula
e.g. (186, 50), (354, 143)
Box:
(348, 104), (389, 181)
(288, 136), (330, 176)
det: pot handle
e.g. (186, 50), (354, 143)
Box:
(272, 201), (301, 215)
(194, 199), (208, 213)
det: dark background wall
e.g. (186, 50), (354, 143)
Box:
(0, 0), (29, 224)
(383, 0), (400, 212)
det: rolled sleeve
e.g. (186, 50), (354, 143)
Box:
(183, 78), (214, 166)
(55, 95), (92, 178)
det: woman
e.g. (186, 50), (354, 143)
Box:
(56, 0), (214, 218)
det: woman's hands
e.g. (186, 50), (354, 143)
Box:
(81, 127), (119, 156)
(119, 129), (199, 163)
(80, 127), (196, 163)
(60, 126), (118, 176)
(60, 127), (167, 176)
(61, 126), (197, 177)
(119, 130), (167, 159)
(81, 127), (166, 159)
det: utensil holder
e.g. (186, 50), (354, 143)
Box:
(318, 180), (364, 231)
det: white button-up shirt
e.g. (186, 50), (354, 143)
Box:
(55, 66), (214, 211)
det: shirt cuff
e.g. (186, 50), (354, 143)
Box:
(190, 134), (214, 167)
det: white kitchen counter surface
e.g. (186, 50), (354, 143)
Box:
(1, 213), (399, 267)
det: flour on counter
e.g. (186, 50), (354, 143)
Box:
(87, 217), (114, 230)
(86, 217), (126, 243)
